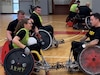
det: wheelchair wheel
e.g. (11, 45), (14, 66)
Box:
(79, 46), (100, 75)
(85, 16), (92, 29)
(4, 48), (34, 75)
(39, 29), (52, 50)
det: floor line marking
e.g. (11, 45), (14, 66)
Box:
(44, 56), (69, 59)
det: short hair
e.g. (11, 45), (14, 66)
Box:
(34, 6), (41, 10)
(76, 0), (80, 3)
(91, 13), (100, 21)
(17, 10), (25, 15)
(74, 0), (80, 4)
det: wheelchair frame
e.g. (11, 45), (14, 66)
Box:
(33, 29), (64, 50)
(3, 41), (100, 75)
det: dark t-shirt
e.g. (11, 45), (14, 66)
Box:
(78, 6), (92, 18)
(7, 19), (18, 38)
(86, 26), (100, 44)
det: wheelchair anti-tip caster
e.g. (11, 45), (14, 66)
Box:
(68, 65), (79, 73)
(66, 60), (79, 73)
(53, 39), (65, 48)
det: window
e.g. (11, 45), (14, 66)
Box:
(12, 0), (19, 13)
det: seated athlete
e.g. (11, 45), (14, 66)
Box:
(30, 6), (65, 48)
(73, 2), (92, 29)
(12, 18), (41, 61)
(70, 13), (100, 65)
(66, 0), (80, 23)
(30, 6), (54, 39)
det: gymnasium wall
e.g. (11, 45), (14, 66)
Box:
(92, 0), (100, 13)
(0, 2), (1, 13)
(1, 1), (12, 13)
(19, 0), (33, 15)
(0, 0), (95, 15)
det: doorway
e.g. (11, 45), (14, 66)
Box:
(52, 0), (75, 15)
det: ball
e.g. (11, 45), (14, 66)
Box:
(27, 37), (37, 46)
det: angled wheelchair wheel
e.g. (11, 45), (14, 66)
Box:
(39, 29), (52, 50)
(1, 40), (10, 64)
(85, 16), (92, 29)
(4, 48), (34, 75)
(79, 46), (100, 75)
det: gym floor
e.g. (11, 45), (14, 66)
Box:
(0, 14), (87, 75)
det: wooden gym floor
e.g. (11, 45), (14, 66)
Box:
(0, 14), (87, 75)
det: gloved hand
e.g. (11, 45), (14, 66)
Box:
(24, 46), (31, 55)
(35, 33), (41, 39)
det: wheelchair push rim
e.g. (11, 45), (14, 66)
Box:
(4, 48), (34, 75)
(79, 46), (100, 75)
(85, 16), (92, 29)
(39, 29), (53, 50)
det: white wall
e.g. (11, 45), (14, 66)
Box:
(54, 0), (71, 4)
(19, 0), (32, 15)
(48, 0), (52, 14)
(0, 1), (2, 13)
(92, 0), (100, 13)
(1, 1), (12, 13)
(0, 0), (93, 14)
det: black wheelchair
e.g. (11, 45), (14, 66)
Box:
(32, 29), (64, 50)
(4, 48), (50, 75)
(73, 5), (92, 30)
(73, 14), (91, 30)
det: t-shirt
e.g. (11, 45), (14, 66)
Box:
(7, 19), (18, 38)
(78, 6), (92, 18)
(86, 26), (100, 44)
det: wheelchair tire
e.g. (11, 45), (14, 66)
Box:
(78, 46), (100, 75)
(39, 29), (53, 50)
(4, 48), (34, 75)
(85, 16), (92, 29)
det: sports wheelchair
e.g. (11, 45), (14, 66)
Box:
(3, 48), (50, 75)
(68, 6), (92, 30)
(66, 45), (100, 75)
(3, 43), (100, 75)
(73, 14), (91, 30)
(32, 29), (64, 50)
